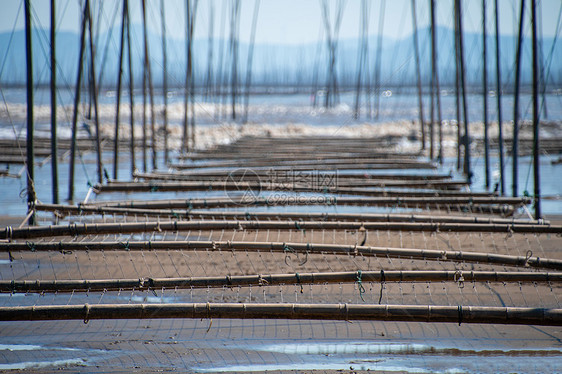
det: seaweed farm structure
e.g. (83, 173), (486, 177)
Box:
(0, 0), (561, 372)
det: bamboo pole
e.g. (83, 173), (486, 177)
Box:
(132, 176), (468, 190)
(126, 0), (135, 176)
(86, 1), (103, 185)
(50, 0), (59, 204)
(454, 3), (462, 170)
(4, 219), (561, 240)
(2, 271), (560, 293)
(161, 0), (169, 164)
(24, 0), (35, 225)
(513, 0), (526, 197)
(182, 0), (191, 153)
(135, 171), (452, 181)
(170, 162), (436, 171)
(482, 0), (490, 189)
(33, 204), (547, 225)
(0, 303), (560, 326)
(494, 0), (505, 195)
(411, 0), (425, 150)
(2, 240), (559, 269)
(75, 196), (527, 216)
(113, 0), (127, 180)
(531, 0), (541, 219)
(141, 0), (156, 171)
(68, 1), (88, 202)
(457, 0), (471, 183)
(96, 181), (486, 197)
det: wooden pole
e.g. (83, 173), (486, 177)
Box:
(113, 0), (127, 180)
(3, 271), (560, 293)
(513, 0), (526, 197)
(482, 0), (490, 189)
(68, 0), (88, 202)
(50, 0), (59, 204)
(494, 0), (505, 195)
(0, 303), (560, 326)
(411, 0), (425, 150)
(531, 0), (541, 219)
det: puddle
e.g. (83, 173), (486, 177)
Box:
(193, 341), (562, 373)
(129, 295), (178, 303)
(195, 361), (435, 373)
(0, 344), (107, 371)
(259, 342), (562, 356)
(0, 344), (76, 352)
(0, 358), (87, 370)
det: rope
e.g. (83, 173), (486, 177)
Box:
(356, 270), (366, 302)
(295, 273), (303, 293)
(378, 269), (385, 304)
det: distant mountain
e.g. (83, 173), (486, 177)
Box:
(1, 25), (560, 89)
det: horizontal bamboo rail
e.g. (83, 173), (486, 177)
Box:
(140, 171), (453, 181)
(96, 181), (486, 197)
(178, 152), (419, 161)
(170, 162), (436, 171)
(0, 303), (560, 325)
(2, 240), (560, 270)
(5, 219), (561, 240)
(85, 196), (530, 208)
(34, 204), (543, 224)
(2, 270), (560, 293)
(134, 172), (466, 190)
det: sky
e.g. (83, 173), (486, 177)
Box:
(1, 0), (561, 45)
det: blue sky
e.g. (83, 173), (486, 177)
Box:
(2, 0), (561, 44)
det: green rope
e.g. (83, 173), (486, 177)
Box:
(295, 273), (303, 293)
(26, 241), (36, 252)
(356, 270), (366, 302)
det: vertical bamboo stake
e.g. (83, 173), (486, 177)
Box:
(353, 0), (367, 120)
(182, 0), (191, 154)
(494, 0), (505, 195)
(87, 1), (103, 184)
(125, 0), (135, 176)
(512, 0), (526, 197)
(113, 0), (126, 180)
(374, 0), (385, 120)
(243, 0), (260, 124)
(50, 0), (59, 204)
(161, 0), (169, 165)
(531, 0), (541, 219)
(141, 0), (156, 170)
(68, 0), (88, 202)
(482, 0), (490, 189)
(24, 0), (35, 225)
(429, 0), (436, 160)
(411, 0), (425, 150)
(454, 3), (462, 170)
(457, 0), (471, 183)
